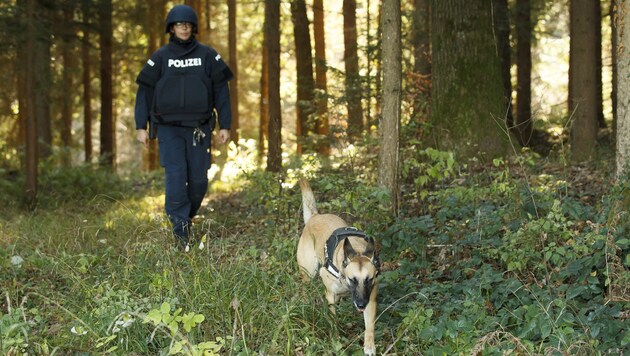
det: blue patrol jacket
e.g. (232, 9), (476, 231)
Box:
(135, 37), (233, 129)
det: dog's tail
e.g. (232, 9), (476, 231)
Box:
(299, 178), (318, 224)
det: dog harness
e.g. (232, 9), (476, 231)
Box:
(324, 227), (375, 279)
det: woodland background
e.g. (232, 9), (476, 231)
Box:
(1, 0), (629, 355)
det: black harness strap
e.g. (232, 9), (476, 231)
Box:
(324, 227), (373, 279)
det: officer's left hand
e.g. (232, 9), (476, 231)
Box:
(218, 129), (230, 144)
(136, 129), (149, 147)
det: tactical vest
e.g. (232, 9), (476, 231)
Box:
(136, 41), (232, 126)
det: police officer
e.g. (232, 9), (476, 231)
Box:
(134, 4), (233, 249)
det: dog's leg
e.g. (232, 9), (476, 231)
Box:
(320, 267), (339, 314)
(297, 233), (319, 280)
(326, 290), (337, 314)
(362, 284), (378, 355)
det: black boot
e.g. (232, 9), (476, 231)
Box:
(173, 221), (190, 251)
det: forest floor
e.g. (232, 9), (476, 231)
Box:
(1, 141), (629, 355)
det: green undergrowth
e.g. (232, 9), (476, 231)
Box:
(1, 151), (629, 355)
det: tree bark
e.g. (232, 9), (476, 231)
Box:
(61, 6), (74, 166)
(34, 1), (52, 160)
(99, 0), (115, 168)
(291, 0), (315, 155)
(25, 0), (38, 208)
(569, 0), (599, 162)
(493, 0), (514, 136)
(430, 0), (511, 158)
(259, 34), (269, 162)
(228, 0), (239, 143)
(596, 1), (605, 129)
(141, 0), (161, 171)
(411, 0), (430, 125)
(515, 0), (533, 145)
(616, 0), (630, 179)
(265, 0), (282, 172)
(412, 0), (431, 79)
(612, 0), (618, 137)
(343, 0), (363, 141)
(313, 0), (330, 156)
(379, 0), (401, 214)
(82, 0), (93, 163)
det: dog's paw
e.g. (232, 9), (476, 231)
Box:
(363, 344), (376, 356)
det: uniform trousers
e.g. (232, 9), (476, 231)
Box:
(157, 123), (212, 239)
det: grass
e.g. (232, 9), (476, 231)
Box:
(1, 148), (629, 355)
(0, 168), (379, 355)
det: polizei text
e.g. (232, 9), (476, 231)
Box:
(168, 58), (203, 68)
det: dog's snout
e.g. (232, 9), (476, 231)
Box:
(352, 283), (373, 312)
(354, 295), (370, 311)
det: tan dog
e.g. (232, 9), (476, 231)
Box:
(297, 178), (380, 355)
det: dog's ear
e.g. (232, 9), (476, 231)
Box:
(364, 242), (381, 274)
(371, 253), (381, 274)
(343, 238), (358, 257)
(364, 243), (375, 257)
(343, 238), (357, 267)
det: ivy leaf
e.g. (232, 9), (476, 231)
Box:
(616, 238), (629, 249)
(566, 285), (587, 300)
(540, 320), (552, 339)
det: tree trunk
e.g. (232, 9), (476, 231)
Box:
(142, 0), (161, 171)
(596, 1), (605, 129)
(494, 0), (514, 135)
(61, 6), (74, 166)
(291, 0), (315, 155)
(82, 0), (93, 163)
(343, 0), (363, 141)
(204, 0), (212, 44)
(412, 0), (431, 79)
(259, 35), (269, 163)
(379, 0), (401, 215)
(569, 0), (599, 162)
(612, 0), (618, 137)
(16, 0), (27, 151)
(616, 0), (630, 179)
(366, 0), (374, 128)
(25, 0), (38, 208)
(515, 0), (533, 145)
(265, 0), (282, 172)
(430, 0), (511, 158)
(313, 0), (330, 156)
(34, 2), (52, 160)
(100, 0), (115, 168)
(411, 0), (431, 125)
(374, 8), (382, 119)
(228, 0), (239, 143)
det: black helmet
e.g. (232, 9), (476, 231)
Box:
(165, 5), (198, 33)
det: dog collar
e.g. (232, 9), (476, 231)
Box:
(324, 227), (372, 279)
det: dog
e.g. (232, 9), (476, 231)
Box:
(297, 178), (380, 355)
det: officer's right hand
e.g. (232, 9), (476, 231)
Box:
(136, 129), (149, 147)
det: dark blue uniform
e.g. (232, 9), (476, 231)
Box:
(135, 36), (232, 243)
